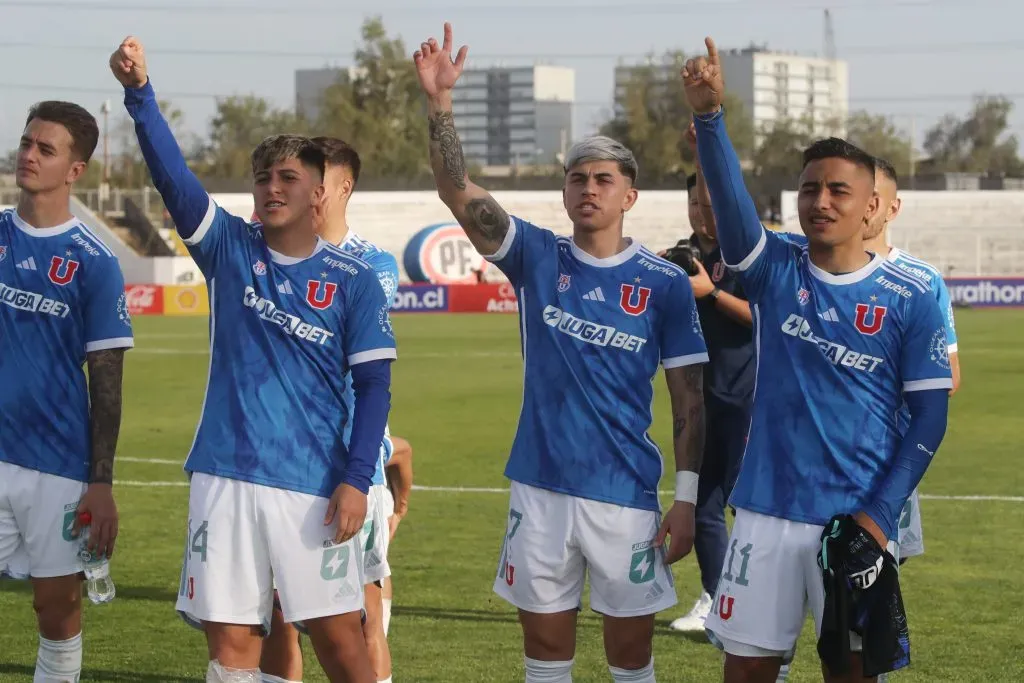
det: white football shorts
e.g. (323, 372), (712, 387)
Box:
(361, 484), (391, 585)
(705, 508), (896, 657)
(0, 461), (87, 580)
(493, 482), (677, 618)
(896, 488), (924, 560)
(175, 473), (365, 631)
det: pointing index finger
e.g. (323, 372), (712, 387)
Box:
(443, 22), (453, 53)
(705, 36), (719, 64)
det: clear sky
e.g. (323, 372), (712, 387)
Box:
(0, 0), (1019, 158)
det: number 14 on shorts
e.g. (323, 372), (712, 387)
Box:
(711, 539), (753, 621)
(178, 519), (208, 600)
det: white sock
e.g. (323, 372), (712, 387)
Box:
(382, 598), (392, 636)
(524, 657), (573, 683)
(377, 678), (393, 683)
(775, 662), (791, 682)
(34, 633), (82, 683)
(609, 657), (655, 683)
(261, 675), (302, 683)
(207, 660), (261, 683)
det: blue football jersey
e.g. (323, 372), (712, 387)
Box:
(337, 230), (400, 487)
(886, 248), (957, 351)
(181, 198), (396, 498)
(0, 209), (133, 481)
(727, 230), (953, 527)
(487, 216), (709, 511)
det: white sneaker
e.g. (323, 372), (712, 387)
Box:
(669, 592), (713, 632)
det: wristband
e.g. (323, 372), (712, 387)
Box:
(675, 470), (699, 504)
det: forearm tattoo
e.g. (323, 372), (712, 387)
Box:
(87, 349), (125, 485)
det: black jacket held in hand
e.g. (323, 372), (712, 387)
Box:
(816, 514), (911, 678)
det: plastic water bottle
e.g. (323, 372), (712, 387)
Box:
(77, 512), (116, 604)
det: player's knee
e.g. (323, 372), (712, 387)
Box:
(604, 639), (652, 671)
(520, 614), (576, 661)
(723, 653), (783, 682)
(32, 580), (81, 640)
(603, 617), (654, 670)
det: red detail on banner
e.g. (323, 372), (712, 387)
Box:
(447, 283), (519, 313)
(124, 285), (164, 315)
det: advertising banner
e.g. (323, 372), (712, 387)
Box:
(391, 284), (449, 313)
(163, 284), (210, 316)
(449, 283), (519, 313)
(947, 278), (1024, 308)
(124, 284), (164, 315)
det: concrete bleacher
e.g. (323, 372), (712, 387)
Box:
(216, 189), (1024, 281)
(781, 190), (1024, 276)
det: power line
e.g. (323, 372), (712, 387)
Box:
(0, 39), (1021, 62)
(0, 81), (1019, 111)
(0, 0), (984, 13)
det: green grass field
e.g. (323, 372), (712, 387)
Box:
(1, 310), (1023, 682)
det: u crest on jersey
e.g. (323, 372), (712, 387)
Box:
(306, 280), (337, 310)
(853, 303), (887, 335)
(48, 256), (80, 286)
(619, 284), (652, 316)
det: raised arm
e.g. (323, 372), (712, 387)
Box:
(110, 36), (210, 239)
(683, 38), (765, 267)
(415, 23), (510, 256)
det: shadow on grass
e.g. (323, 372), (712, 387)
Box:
(0, 665), (197, 682)
(0, 580), (179, 603)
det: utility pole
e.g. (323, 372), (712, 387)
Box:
(100, 99), (111, 214)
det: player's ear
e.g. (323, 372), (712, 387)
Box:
(622, 185), (639, 213)
(888, 197), (902, 222)
(65, 160), (87, 185)
(312, 181), (326, 207)
(864, 189), (881, 227)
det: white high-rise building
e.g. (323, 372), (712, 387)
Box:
(295, 64), (574, 168)
(614, 46), (849, 141)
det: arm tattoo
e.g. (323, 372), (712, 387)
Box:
(672, 365), (706, 473)
(428, 110), (467, 191)
(466, 197), (510, 244)
(87, 349), (126, 485)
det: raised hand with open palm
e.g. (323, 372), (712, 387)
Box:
(413, 22), (469, 100)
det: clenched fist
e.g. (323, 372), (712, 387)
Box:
(682, 37), (725, 116)
(110, 36), (148, 89)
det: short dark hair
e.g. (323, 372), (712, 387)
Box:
(25, 101), (99, 163)
(686, 173), (698, 192)
(874, 157), (898, 185)
(802, 137), (875, 178)
(250, 135), (325, 179)
(311, 136), (362, 185)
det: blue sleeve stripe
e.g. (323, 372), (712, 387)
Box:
(905, 377), (953, 392)
(663, 352), (710, 369)
(349, 348), (397, 365)
(182, 197), (217, 247)
(483, 215), (518, 262)
(85, 336), (134, 352)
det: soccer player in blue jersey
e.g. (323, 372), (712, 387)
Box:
(111, 37), (393, 683)
(260, 136), (409, 683)
(864, 157), (960, 566)
(684, 38), (951, 682)
(0, 100), (132, 683)
(415, 23), (709, 683)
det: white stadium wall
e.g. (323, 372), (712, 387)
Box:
(780, 190), (1024, 276)
(213, 190), (693, 283)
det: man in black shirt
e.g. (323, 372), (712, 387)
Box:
(666, 169), (755, 634)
